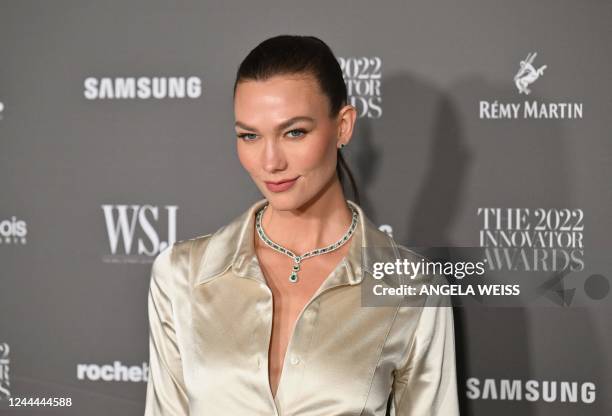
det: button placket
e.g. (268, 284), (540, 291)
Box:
(275, 300), (321, 411)
(255, 275), (324, 412)
(254, 285), (269, 371)
(255, 282), (279, 416)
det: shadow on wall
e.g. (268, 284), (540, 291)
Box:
(348, 71), (603, 415)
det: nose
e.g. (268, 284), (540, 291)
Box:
(262, 137), (287, 173)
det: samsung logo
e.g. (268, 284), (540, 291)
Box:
(466, 377), (596, 403)
(84, 76), (202, 99)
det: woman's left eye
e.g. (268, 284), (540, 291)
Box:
(287, 129), (306, 138)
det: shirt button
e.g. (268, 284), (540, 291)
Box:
(290, 355), (300, 365)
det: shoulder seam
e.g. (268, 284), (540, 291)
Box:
(186, 233), (214, 287)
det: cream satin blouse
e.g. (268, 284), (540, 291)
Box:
(144, 198), (459, 416)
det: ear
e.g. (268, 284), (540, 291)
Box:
(336, 104), (358, 149)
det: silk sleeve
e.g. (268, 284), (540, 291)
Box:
(144, 246), (190, 416)
(391, 302), (460, 416)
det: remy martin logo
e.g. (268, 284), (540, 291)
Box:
(479, 51), (583, 120)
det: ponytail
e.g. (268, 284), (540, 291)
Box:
(336, 150), (360, 205)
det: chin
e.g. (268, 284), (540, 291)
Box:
(263, 192), (307, 212)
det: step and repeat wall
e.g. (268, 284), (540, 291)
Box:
(1, 1), (611, 415)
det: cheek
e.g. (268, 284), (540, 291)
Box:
(295, 135), (336, 174)
(237, 144), (257, 174)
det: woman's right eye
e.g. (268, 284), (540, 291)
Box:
(237, 133), (257, 141)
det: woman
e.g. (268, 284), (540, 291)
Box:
(144, 35), (459, 416)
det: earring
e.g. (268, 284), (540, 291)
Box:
(338, 143), (346, 149)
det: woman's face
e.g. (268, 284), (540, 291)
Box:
(234, 73), (352, 211)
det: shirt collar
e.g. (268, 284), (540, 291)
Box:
(194, 198), (399, 288)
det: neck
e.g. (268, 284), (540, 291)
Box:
(258, 177), (354, 255)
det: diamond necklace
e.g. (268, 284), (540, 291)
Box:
(255, 203), (359, 283)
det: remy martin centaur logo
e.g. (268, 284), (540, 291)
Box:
(514, 52), (547, 95)
(480, 51), (583, 120)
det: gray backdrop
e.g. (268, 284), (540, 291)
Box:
(1, 0), (611, 415)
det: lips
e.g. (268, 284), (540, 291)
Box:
(264, 176), (299, 193)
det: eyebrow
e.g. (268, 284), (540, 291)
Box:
(235, 116), (316, 132)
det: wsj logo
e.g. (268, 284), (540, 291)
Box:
(0, 216), (27, 245)
(84, 76), (202, 100)
(102, 205), (177, 263)
(514, 52), (547, 95)
(0, 343), (10, 400)
(338, 57), (382, 119)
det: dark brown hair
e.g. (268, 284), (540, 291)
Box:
(233, 34), (360, 205)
